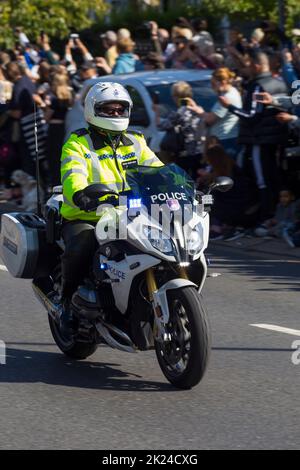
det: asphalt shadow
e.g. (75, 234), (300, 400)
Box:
(0, 345), (176, 393)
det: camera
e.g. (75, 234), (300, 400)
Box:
(135, 22), (152, 40)
(180, 98), (189, 106)
(253, 93), (265, 102)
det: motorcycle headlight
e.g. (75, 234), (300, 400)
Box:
(143, 227), (175, 255)
(187, 225), (203, 255)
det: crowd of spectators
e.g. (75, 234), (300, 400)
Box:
(1, 18), (300, 247)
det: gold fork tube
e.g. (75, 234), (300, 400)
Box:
(178, 266), (188, 280)
(146, 268), (157, 301)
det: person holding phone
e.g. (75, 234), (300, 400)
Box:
(38, 32), (59, 65)
(187, 67), (242, 158)
(255, 90), (300, 135)
(153, 80), (206, 177)
(217, 50), (288, 223)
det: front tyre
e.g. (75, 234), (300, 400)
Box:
(155, 287), (211, 389)
(48, 315), (98, 360)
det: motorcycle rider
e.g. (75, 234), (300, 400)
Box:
(60, 81), (163, 334)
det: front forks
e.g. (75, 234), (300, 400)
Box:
(145, 268), (157, 301)
(145, 266), (189, 299)
(146, 268), (166, 341)
(145, 267), (189, 342)
(178, 266), (188, 280)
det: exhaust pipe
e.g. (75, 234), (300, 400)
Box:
(95, 321), (137, 353)
(33, 278), (137, 353)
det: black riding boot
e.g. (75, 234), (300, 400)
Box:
(59, 282), (78, 338)
(59, 220), (97, 336)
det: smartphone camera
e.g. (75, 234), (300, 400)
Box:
(254, 93), (265, 101)
(180, 98), (189, 106)
(70, 33), (79, 48)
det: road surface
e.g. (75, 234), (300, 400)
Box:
(0, 245), (299, 449)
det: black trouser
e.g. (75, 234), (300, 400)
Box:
(243, 144), (281, 221)
(61, 220), (97, 299)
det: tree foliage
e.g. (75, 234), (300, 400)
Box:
(193, 0), (300, 31)
(0, 0), (108, 47)
(108, 1), (300, 34)
(1, 0), (300, 49)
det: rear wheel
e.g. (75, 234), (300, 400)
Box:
(155, 287), (211, 389)
(48, 314), (98, 360)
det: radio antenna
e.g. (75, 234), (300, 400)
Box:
(34, 101), (42, 217)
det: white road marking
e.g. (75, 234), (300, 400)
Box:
(251, 323), (300, 337)
(0, 264), (8, 271)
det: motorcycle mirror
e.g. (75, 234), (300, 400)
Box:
(209, 176), (234, 193)
(83, 184), (119, 200)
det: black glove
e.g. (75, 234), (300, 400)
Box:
(73, 190), (120, 212)
(73, 190), (99, 212)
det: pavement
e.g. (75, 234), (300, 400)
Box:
(212, 233), (300, 260)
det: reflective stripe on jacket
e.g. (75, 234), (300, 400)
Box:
(60, 128), (162, 221)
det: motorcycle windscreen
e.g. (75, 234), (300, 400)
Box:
(125, 163), (195, 212)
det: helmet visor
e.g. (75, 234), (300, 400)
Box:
(94, 101), (130, 118)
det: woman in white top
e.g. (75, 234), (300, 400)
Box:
(188, 67), (242, 158)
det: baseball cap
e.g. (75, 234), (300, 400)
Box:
(100, 30), (117, 42)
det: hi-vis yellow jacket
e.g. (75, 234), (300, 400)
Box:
(60, 128), (163, 221)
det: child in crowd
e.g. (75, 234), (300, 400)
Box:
(197, 137), (259, 240)
(255, 189), (298, 244)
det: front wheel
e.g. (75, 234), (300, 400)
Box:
(155, 287), (211, 389)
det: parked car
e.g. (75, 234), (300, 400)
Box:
(65, 69), (217, 152)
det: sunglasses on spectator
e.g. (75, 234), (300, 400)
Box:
(174, 38), (187, 45)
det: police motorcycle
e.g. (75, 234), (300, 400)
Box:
(0, 163), (233, 389)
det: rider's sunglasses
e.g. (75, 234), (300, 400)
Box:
(95, 103), (127, 117)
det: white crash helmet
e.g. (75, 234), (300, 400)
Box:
(84, 82), (133, 132)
